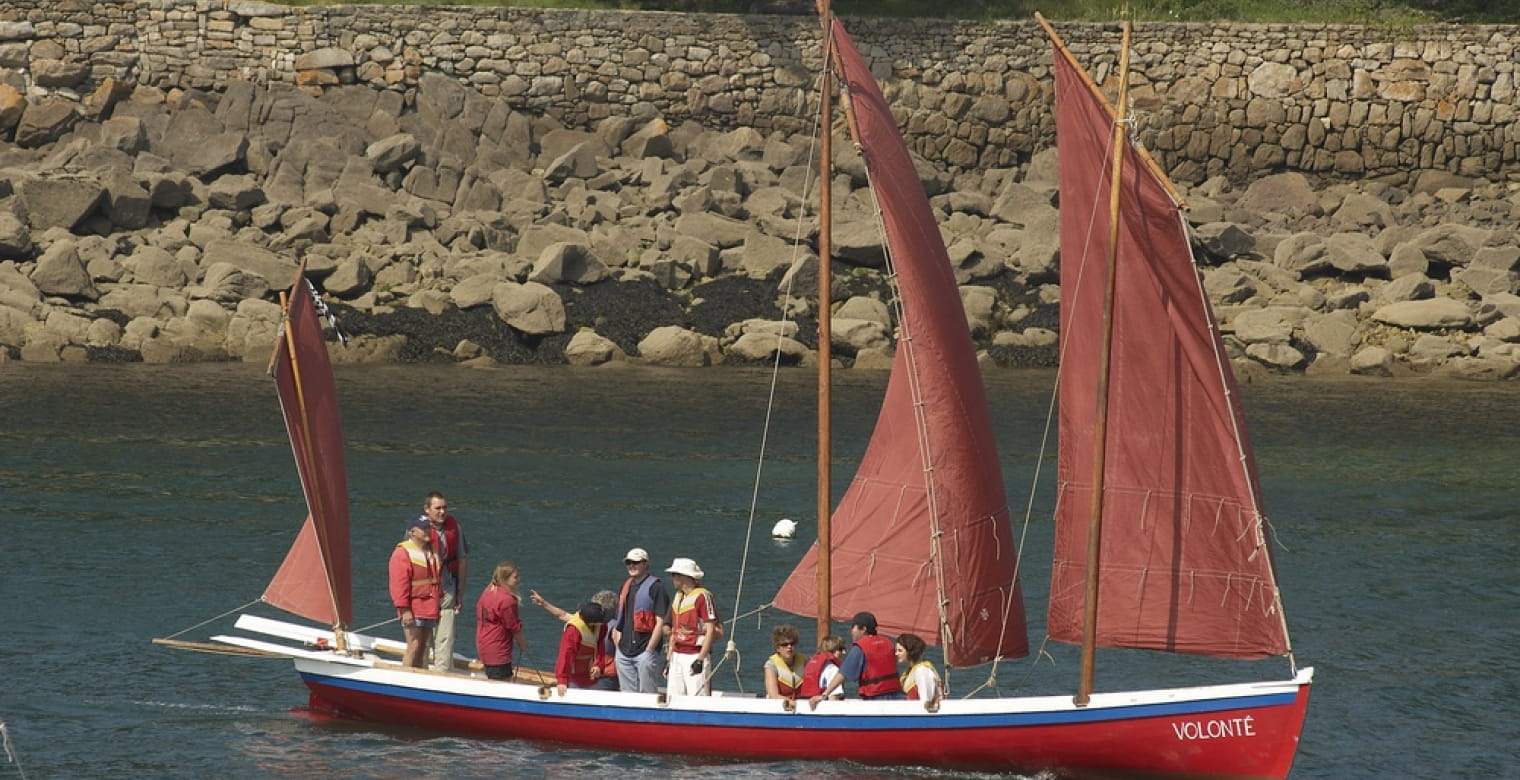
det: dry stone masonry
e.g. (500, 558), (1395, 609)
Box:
(0, 2), (1517, 378)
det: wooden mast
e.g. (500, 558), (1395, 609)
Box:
(814, 0), (834, 645)
(273, 269), (347, 650)
(1075, 20), (1132, 708)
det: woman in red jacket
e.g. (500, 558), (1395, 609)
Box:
(475, 561), (526, 681)
(388, 516), (441, 668)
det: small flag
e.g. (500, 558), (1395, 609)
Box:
(306, 279), (348, 346)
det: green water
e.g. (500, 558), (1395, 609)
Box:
(1, 363), (1515, 778)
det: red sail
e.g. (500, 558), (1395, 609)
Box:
(774, 19), (1028, 668)
(263, 273), (352, 628)
(1046, 46), (1289, 659)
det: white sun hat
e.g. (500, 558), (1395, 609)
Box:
(665, 557), (704, 580)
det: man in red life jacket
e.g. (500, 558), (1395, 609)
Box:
(423, 491), (468, 673)
(613, 547), (670, 693)
(809, 611), (904, 708)
(388, 515), (441, 668)
(554, 601), (611, 696)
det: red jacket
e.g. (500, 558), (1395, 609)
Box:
(388, 539), (441, 620)
(475, 585), (522, 666)
(555, 614), (609, 688)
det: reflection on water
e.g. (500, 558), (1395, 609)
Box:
(2, 364), (1516, 779)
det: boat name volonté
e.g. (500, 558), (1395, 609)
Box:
(1170, 715), (1256, 741)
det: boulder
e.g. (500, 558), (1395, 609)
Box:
(491, 281), (565, 335)
(564, 329), (626, 366)
(1370, 298), (1475, 330)
(727, 330), (808, 363)
(637, 324), (707, 367)
(960, 285), (996, 337)
(207, 174), (266, 211)
(531, 242), (610, 285)
(1323, 233), (1387, 275)
(830, 317), (890, 354)
(14, 100), (78, 148)
(1231, 307), (1299, 343)
(1236, 172), (1319, 220)
(192, 261), (271, 303)
(835, 295), (890, 328)
(30, 241), (99, 300)
(200, 239), (299, 287)
(17, 175), (103, 230)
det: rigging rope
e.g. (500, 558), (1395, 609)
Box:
(159, 599), (262, 640)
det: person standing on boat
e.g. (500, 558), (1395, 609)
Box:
(554, 601), (611, 696)
(763, 624), (805, 700)
(475, 562), (526, 681)
(895, 632), (944, 704)
(799, 634), (847, 701)
(810, 612), (904, 707)
(388, 516), (441, 668)
(664, 557), (722, 696)
(612, 547), (670, 694)
(423, 491), (469, 673)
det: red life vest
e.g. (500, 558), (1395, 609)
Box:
(768, 652), (805, 699)
(799, 652), (837, 697)
(388, 539), (441, 620)
(855, 634), (903, 698)
(428, 515), (466, 589)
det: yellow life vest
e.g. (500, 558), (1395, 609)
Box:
(901, 660), (942, 701)
(768, 651), (805, 697)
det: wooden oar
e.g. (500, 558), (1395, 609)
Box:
(151, 637), (287, 658)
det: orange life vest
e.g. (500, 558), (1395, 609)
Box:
(389, 539), (441, 620)
(670, 586), (719, 654)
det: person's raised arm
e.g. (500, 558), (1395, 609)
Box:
(530, 590), (571, 622)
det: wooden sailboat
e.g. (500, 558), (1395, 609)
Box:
(190, 9), (1311, 777)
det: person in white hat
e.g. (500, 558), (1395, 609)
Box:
(612, 547), (670, 693)
(664, 557), (722, 696)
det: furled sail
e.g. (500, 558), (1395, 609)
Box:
(263, 272), (352, 628)
(775, 18), (1028, 667)
(1046, 44), (1290, 659)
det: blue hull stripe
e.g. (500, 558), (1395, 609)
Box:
(301, 672), (1298, 731)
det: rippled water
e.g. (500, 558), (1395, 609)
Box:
(2, 363), (1516, 778)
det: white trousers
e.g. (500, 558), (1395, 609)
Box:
(666, 650), (711, 696)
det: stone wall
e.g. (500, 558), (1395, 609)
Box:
(1, 1), (1518, 184)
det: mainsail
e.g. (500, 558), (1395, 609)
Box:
(774, 19), (1028, 668)
(1046, 44), (1289, 659)
(262, 273), (352, 628)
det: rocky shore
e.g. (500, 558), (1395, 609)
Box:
(1, 74), (1518, 379)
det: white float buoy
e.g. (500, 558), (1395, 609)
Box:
(770, 517), (797, 539)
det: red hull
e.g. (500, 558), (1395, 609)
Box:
(302, 675), (1309, 779)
